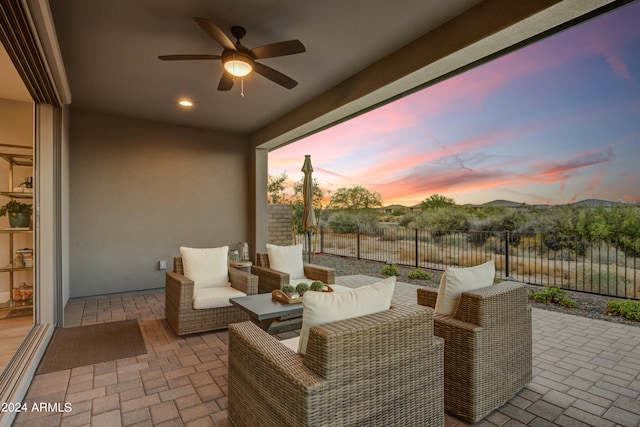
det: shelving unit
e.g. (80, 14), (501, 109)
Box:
(0, 151), (33, 310)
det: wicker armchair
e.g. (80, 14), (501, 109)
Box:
(165, 257), (258, 336)
(251, 252), (335, 294)
(228, 304), (444, 427)
(417, 281), (532, 423)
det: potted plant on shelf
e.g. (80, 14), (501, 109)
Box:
(0, 199), (33, 228)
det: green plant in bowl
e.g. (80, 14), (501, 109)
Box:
(282, 285), (296, 297)
(310, 281), (325, 291)
(296, 283), (310, 296)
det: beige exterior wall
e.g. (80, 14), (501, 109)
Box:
(68, 109), (251, 297)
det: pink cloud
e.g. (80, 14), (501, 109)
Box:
(525, 148), (614, 183)
(586, 170), (607, 191)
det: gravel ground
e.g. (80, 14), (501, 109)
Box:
(311, 253), (640, 327)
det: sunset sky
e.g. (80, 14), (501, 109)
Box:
(269, 2), (640, 207)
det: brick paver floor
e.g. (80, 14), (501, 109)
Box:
(13, 275), (640, 426)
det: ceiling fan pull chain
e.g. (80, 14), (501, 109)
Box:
(241, 77), (245, 97)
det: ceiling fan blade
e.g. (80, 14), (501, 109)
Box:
(158, 54), (221, 61)
(218, 72), (234, 91)
(253, 62), (298, 89)
(251, 40), (306, 59)
(193, 17), (236, 51)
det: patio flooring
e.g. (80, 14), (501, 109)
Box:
(13, 275), (640, 426)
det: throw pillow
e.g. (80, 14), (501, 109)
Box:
(297, 276), (396, 354)
(180, 246), (229, 289)
(434, 260), (495, 316)
(266, 243), (305, 280)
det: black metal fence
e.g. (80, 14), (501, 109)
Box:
(305, 226), (640, 300)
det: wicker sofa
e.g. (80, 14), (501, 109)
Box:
(165, 257), (258, 336)
(417, 281), (532, 423)
(228, 304), (444, 427)
(251, 252), (335, 294)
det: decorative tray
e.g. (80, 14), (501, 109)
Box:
(271, 285), (334, 304)
(272, 290), (303, 304)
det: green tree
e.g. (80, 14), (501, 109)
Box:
(329, 186), (382, 211)
(420, 194), (456, 210)
(267, 172), (289, 204)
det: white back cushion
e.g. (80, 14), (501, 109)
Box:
(180, 246), (229, 289)
(298, 276), (396, 355)
(434, 260), (495, 316)
(266, 244), (305, 280)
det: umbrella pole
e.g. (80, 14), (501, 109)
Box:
(307, 231), (312, 263)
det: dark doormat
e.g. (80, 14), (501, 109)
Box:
(37, 319), (146, 374)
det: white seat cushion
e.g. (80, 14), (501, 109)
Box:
(180, 246), (229, 289)
(280, 337), (300, 353)
(193, 285), (246, 309)
(434, 260), (495, 316)
(297, 276), (395, 355)
(266, 244), (305, 279)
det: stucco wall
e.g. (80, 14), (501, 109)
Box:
(68, 109), (251, 297)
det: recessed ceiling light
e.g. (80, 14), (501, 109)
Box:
(178, 100), (193, 107)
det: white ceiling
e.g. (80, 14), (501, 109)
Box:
(48, 0), (483, 135)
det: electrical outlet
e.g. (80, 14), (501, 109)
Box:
(159, 260), (167, 270)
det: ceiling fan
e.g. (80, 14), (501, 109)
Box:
(159, 17), (306, 91)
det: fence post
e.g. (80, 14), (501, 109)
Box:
(504, 230), (510, 278)
(357, 227), (361, 260)
(415, 228), (419, 267)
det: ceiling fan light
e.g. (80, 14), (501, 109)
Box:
(223, 57), (253, 77)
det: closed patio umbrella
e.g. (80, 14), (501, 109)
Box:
(301, 155), (317, 263)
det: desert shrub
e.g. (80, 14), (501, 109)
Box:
(327, 212), (358, 233)
(398, 213), (416, 228)
(407, 269), (431, 280)
(380, 264), (400, 276)
(617, 235), (640, 257)
(606, 300), (640, 321)
(528, 286), (577, 308)
(414, 207), (471, 239)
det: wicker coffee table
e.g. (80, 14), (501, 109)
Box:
(229, 293), (303, 334)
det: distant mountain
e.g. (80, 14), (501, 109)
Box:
(462, 198), (637, 208)
(464, 199), (526, 208)
(569, 199), (630, 207)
